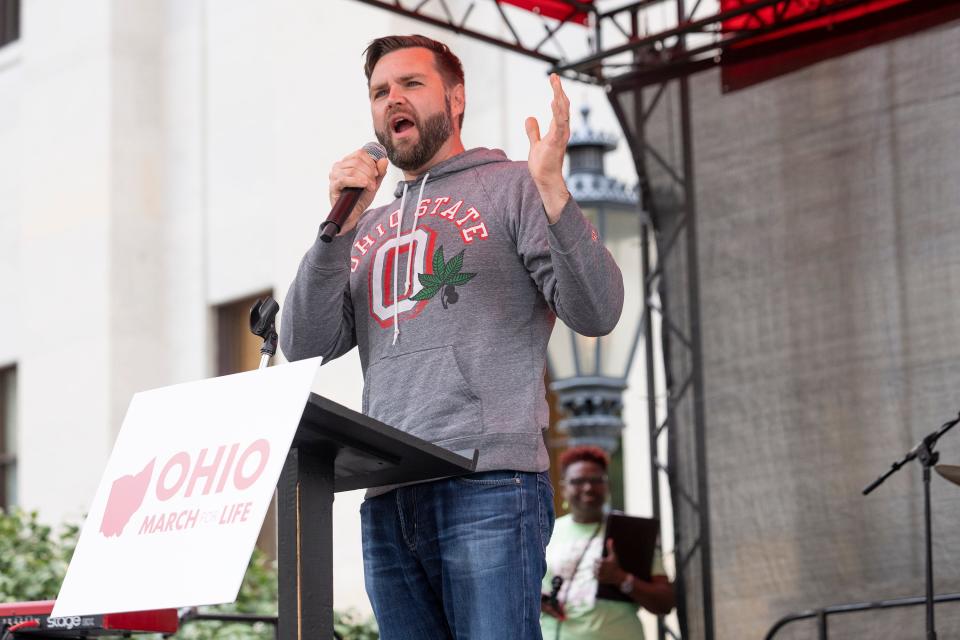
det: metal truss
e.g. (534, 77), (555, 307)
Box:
(621, 71), (710, 640)
(607, 2), (712, 634)
(353, 0), (582, 64)
(554, 0), (880, 86)
(354, 0), (879, 87)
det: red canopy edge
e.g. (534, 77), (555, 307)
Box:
(719, 0), (960, 91)
(720, 0), (909, 45)
(498, 0), (592, 26)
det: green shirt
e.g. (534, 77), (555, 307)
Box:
(540, 514), (662, 640)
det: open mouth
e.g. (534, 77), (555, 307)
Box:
(391, 116), (416, 135)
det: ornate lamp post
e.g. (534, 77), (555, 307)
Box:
(547, 106), (645, 457)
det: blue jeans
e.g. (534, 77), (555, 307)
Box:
(360, 470), (555, 640)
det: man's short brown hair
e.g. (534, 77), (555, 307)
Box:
(363, 34), (465, 128)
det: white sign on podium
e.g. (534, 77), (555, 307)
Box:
(52, 357), (323, 617)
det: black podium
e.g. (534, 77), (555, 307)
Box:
(276, 392), (478, 639)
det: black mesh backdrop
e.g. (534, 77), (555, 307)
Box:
(620, 19), (960, 640)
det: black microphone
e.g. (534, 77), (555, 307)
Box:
(548, 576), (563, 610)
(319, 142), (388, 243)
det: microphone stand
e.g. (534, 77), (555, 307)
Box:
(863, 411), (960, 640)
(249, 296), (280, 369)
(171, 299), (282, 634)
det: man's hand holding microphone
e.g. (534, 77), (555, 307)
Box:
(320, 142), (389, 242)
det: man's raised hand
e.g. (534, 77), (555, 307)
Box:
(525, 73), (572, 223)
(328, 148), (390, 236)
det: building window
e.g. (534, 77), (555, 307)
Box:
(216, 293), (272, 377)
(0, 366), (17, 510)
(0, 0), (20, 50)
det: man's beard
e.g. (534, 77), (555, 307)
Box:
(376, 98), (453, 172)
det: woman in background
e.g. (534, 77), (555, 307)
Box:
(540, 446), (675, 639)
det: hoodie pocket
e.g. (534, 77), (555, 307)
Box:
(363, 345), (483, 444)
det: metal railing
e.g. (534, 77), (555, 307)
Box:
(764, 593), (960, 639)
(176, 610), (346, 640)
(175, 610), (280, 639)
(176, 609), (341, 640)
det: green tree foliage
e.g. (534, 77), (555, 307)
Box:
(333, 610), (380, 640)
(173, 547), (279, 640)
(0, 508), (78, 602)
(0, 508), (378, 639)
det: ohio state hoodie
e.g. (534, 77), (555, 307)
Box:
(280, 148), (624, 489)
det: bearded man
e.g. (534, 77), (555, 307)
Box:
(280, 34), (624, 640)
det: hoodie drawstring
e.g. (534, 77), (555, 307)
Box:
(391, 183), (409, 345)
(391, 173), (431, 346)
(405, 172), (430, 294)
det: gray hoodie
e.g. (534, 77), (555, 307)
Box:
(280, 148), (624, 488)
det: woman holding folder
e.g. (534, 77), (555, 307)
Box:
(540, 446), (676, 639)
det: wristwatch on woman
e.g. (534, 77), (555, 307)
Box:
(619, 573), (635, 595)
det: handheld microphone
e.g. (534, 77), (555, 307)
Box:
(548, 576), (563, 610)
(319, 142), (388, 243)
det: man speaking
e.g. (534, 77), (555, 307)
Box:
(280, 35), (624, 640)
